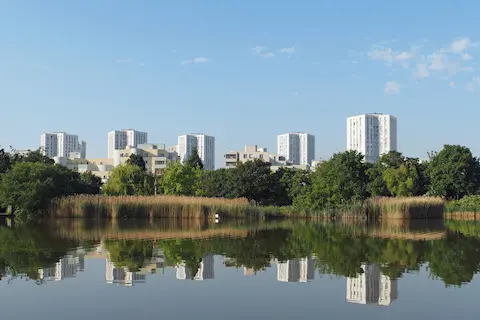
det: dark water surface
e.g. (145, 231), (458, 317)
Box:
(1, 218), (480, 319)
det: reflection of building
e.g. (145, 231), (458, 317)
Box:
(38, 254), (85, 281)
(105, 259), (146, 286)
(346, 264), (398, 306)
(277, 257), (315, 283)
(176, 255), (215, 280)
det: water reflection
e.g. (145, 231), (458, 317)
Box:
(1, 218), (480, 295)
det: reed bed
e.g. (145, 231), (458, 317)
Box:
(49, 194), (267, 220)
(365, 197), (445, 220)
(445, 195), (480, 216)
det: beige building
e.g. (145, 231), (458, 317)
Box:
(54, 156), (114, 182)
(113, 143), (180, 175)
(224, 145), (290, 168)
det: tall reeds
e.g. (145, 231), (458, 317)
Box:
(366, 197), (445, 220)
(49, 195), (263, 220)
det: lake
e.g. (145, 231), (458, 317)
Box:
(1, 218), (480, 319)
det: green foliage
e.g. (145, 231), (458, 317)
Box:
(159, 162), (200, 196)
(78, 172), (102, 194)
(227, 159), (275, 205)
(0, 148), (12, 174)
(195, 168), (233, 198)
(383, 161), (420, 196)
(446, 195), (480, 213)
(306, 151), (370, 210)
(185, 147), (204, 170)
(427, 145), (480, 199)
(102, 164), (154, 196)
(103, 239), (153, 271)
(126, 154), (146, 171)
(0, 162), (87, 220)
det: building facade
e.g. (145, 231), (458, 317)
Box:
(177, 134), (215, 170)
(113, 143), (180, 175)
(277, 132), (315, 166)
(224, 145), (290, 168)
(347, 114), (397, 163)
(40, 132), (86, 158)
(107, 129), (148, 159)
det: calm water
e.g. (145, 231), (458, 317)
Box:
(1, 218), (480, 319)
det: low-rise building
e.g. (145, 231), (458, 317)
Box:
(53, 155), (114, 183)
(113, 143), (180, 175)
(224, 145), (290, 168)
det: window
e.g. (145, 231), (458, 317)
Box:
(155, 160), (165, 165)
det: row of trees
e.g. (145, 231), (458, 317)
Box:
(104, 145), (480, 211)
(1, 144), (479, 218)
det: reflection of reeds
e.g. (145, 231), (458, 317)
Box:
(49, 195), (263, 220)
(445, 212), (480, 220)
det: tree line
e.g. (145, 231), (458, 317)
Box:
(1, 144), (480, 218)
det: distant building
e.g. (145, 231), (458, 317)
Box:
(53, 156), (114, 183)
(108, 129), (147, 159)
(113, 143), (180, 175)
(277, 132), (315, 166)
(177, 134), (215, 170)
(105, 259), (146, 286)
(224, 145), (289, 168)
(347, 114), (397, 163)
(346, 263), (398, 306)
(40, 132), (86, 158)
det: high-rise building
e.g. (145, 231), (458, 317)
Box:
(40, 132), (86, 158)
(107, 129), (148, 158)
(277, 132), (315, 166)
(347, 114), (397, 163)
(177, 134), (215, 170)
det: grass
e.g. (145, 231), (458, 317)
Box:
(365, 197), (445, 220)
(49, 195), (446, 221)
(49, 195), (266, 220)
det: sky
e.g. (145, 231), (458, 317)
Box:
(1, 0), (480, 167)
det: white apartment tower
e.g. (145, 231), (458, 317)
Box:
(347, 113), (397, 163)
(108, 129), (148, 159)
(177, 133), (215, 170)
(277, 132), (315, 166)
(40, 132), (86, 158)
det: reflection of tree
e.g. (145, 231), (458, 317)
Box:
(0, 226), (78, 280)
(427, 233), (480, 286)
(103, 240), (153, 271)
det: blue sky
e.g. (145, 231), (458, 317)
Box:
(1, 0), (480, 167)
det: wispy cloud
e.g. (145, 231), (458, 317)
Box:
(279, 47), (296, 54)
(449, 81), (456, 88)
(384, 81), (400, 95)
(368, 47), (415, 66)
(252, 46), (276, 59)
(180, 57), (209, 65)
(413, 64), (430, 79)
(450, 37), (471, 53)
(466, 77), (480, 92)
(462, 53), (473, 60)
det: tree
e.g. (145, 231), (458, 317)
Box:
(228, 159), (275, 205)
(427, 145), (480, 199)
(382, 158), (426, 197)
(195, 169), (233, 198)
(102, 164), (154, 196)
(159, 162), (200, 196)
(77, 172), (102, 194)
(185, 147), (204, 170)
(12, 148), (54, 165)
(126, 154), (146, 171)
(306, 151), (370, 210)
(272, 168), (311, 206)
(0, 148), (12, 174)
(0, 162), (80, 219)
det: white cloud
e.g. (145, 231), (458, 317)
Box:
(368, 47), (415, 66)
(279, 47), (296, 54)
(450, 37), (471, 53)
(384, 81), (400, 95)
(252, 46), (267, 54)
(413, 64), (430, 78)
(262, 52), (275, 59)
(115, 58), (133, 63)
(449, 81), (455, 88)
(462, 52), (472, 60)
(180, 57), (209, 65)
(428, 53), (448, 71)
